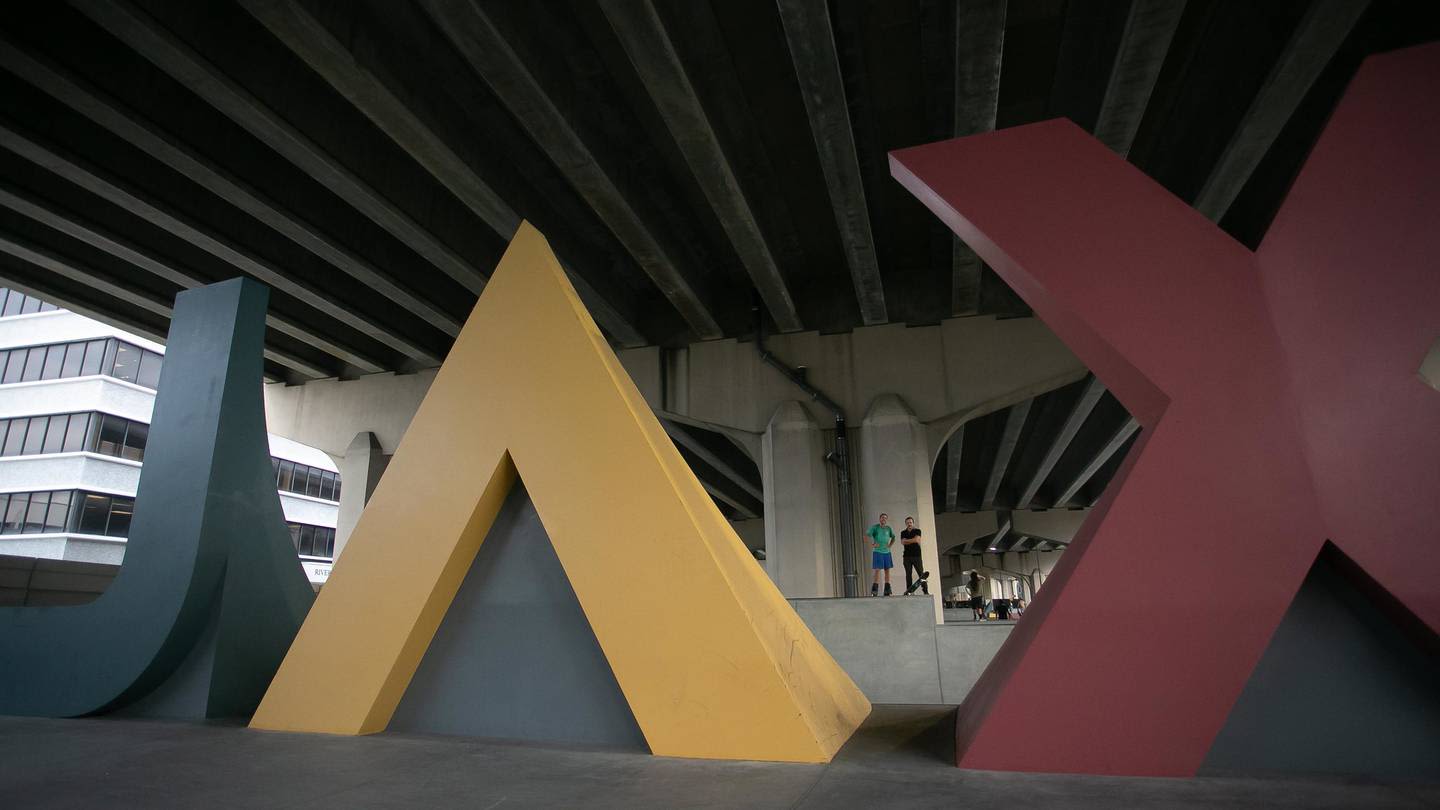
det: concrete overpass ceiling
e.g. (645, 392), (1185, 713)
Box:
(931, 375), (1140, 515)
(0, 0), (1434, 386)
(661, 418), (763, 521)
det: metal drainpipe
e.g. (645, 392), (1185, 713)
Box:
(754, 306), (860, 597)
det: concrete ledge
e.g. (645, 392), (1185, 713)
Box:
(788, 596), (1014, 705)
(935, 623), (1013, 703)
(789, 596), (941, 703)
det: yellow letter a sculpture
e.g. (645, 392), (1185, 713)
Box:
(252, 223), (869, 762)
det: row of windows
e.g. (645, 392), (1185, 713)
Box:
(0, 288), (61, 317)
(272, 458), (341, 502)
(288, 522), (336, 559)
(0, 489), (134, 538)
(0, 413), (350, 487)
(0, 338), (163, 390)
(0, 412), (149, 462)
(0, 489), (339, 559)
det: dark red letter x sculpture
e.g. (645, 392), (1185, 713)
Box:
(891, 44), (1440, 776)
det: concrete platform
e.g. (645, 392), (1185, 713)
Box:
(1, 709), (1435, 808)
(787, 596), (1013, 704)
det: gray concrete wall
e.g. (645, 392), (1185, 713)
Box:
(619, 316), (1083, 453)
(263, 315), (1083, 463)
(935, 623), (1013, 703)
(264, 370), (436, 458)
(787, 596), (1013, 706)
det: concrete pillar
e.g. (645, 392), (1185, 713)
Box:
(333, 431), (390, 561)
(761, 401), (836, 597)
(859, 394), (942, 622)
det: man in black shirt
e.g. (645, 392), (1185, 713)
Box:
(899, 516), (927, 595)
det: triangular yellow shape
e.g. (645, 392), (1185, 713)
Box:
(251, 223), (870, 762)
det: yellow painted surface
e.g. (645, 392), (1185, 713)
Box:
(251, 223), (870, 762)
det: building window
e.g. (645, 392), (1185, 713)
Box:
(40, 414), (68, 454)
(272, 457), (341, 503)
(96, 414), (128, 457)
(2, 493), (26, 533)
(1, 420), (23, 456)
(0, 289), (60, 318)
(20, 416), (47, 455)
(136, 351), (162, 389)
(0, 489), (133, 537)
(287, 522), (335, 559)
(0, 412), (146, 462)
(77, 493), (110, 535)
(0, 338), (162, 390)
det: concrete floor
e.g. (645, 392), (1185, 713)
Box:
(1, 707), (1436, 809)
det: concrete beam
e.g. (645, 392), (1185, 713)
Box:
(0, 121), (440, 365)
(980, 400), (1031, 510)
(0, 38), (462, 340)
(926, 366), (1088, 466)
(417, 0), (723, 340)
(235, 0), (644, 348)
(1193, 0), (1368, 221)
(661, 419), (762, 502)
(71, 0), (489, 297)
(600, 0), (802, 334)
(1015, 375), (1107, 509)
(950, 0), (1007, 316)
(943, 424), (964, 512)
(937, 509), (1087, 553)
(776, 0), (886, 326)
(978, 513), (1011, 554)
(0, 183), (383, 374)
(699, 477), (758, 521)
(0, 233), (327, 379)
(1093, 0), (1187, 157)
(1054, 416), (1140, 506)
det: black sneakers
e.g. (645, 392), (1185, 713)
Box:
(883, 583), (893, 597)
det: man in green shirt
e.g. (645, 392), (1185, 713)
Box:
(866, 513), (896, 596)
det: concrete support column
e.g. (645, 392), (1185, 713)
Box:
(333, 431), (390, 561)
(761, 401), (835, 597)
(859, 394), (942, 621)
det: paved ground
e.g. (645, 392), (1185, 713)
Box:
(1, 707), (1436, 808)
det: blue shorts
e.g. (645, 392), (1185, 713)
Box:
(871, 551), (893, 570)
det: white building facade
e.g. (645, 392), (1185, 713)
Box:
(0, 289), (338, 587)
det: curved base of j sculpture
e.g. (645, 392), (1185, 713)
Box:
(0, 278), (314, 720)
(252, 223), (871, 764)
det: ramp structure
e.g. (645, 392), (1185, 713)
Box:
(252, 223), (870, 764)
